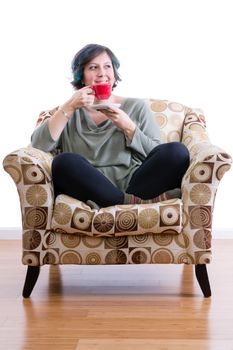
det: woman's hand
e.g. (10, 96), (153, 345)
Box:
(47, 86), (95, 141)
(101, 107), (136, 140)
(62, 86), (95, 114)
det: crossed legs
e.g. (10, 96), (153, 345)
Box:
(51, 142), (190, 207)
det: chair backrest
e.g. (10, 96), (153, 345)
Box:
(146, 99), (187, 143)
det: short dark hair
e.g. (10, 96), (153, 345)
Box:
(71, 44), (121, 90)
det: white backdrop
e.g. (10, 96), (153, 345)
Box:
(0, 0), (232, 232)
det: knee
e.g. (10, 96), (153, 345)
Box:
(149, 142), (190, 165)
(156, 142), (189, 167)
(52, 152), (84, 173)
(52, 152), (71, 172)
(167, 142), (190, 167)
(168, 142), (189, 157)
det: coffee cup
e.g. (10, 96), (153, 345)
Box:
(91, 83), (111, 100)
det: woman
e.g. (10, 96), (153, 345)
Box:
(31, 43), (190, 208)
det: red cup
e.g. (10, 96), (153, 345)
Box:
(91, 83), (111, 100)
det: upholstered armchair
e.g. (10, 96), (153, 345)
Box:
(3, 99), (232, 298)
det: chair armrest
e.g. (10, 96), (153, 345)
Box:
(181, 107), (232, 184)
(3, 146), (54, 232)
(182, 107), (211, 156)
(181, 142), (232, 201)
(181, 108), (232, 256)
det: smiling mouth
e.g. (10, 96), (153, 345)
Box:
(95, 81), (110, 84)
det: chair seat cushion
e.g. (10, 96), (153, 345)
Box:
(51, 195), (183, 237)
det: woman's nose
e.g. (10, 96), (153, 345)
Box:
(97, 67), (105, 76)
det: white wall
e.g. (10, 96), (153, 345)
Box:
(0, 0), (232, 232)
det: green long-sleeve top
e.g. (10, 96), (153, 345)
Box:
(31, 98), (161, 191)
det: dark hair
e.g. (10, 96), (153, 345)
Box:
(71, 44), (121, 90)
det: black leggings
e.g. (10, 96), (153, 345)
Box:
(51, 142), (190, 207)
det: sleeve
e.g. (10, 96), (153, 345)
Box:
(126, 99), (162, 157)
(31, 108), (60, 152)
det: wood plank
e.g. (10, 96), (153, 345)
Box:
(0, 239), (233, 350)
(76, 339), (233, 350)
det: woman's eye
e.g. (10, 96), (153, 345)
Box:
(88, 64), (112, 70)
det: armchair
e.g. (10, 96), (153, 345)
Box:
(3, 99), (232, 298)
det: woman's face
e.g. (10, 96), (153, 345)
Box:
(83, 51), (115, 88)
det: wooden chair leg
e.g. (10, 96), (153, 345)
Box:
(22, 266), (40, 298)
(195, 264), (211, 297)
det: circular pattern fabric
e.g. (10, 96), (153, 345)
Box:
(72, 209), (93, 231)
(43, 250), (59, 264)
(216, 164), (231, 180)
(167, 130), (181, 142)
(93, 212), (114, 233)
(195, 251), (211, 264)
(131, 234), (149, 245)
(59, 195), (80, 204)
(190, 184), (211, 205)
(24, 207), (47, 229)
(115, 204), (135, 210)
(160, 206), (179, 226)
(24, 165), (45, 183)
(22, 252), (39, 265)
(23, 230), (41, 250)
(22, 156), (32, 163)
(177, 253), (194, 264)
(105, 249), (127, 264)
(26, 185), (47, 206)
(182, 209), (189, 228)
(44, 231), (57, 246)
(155, 113), (167, 128)
(5, 154), (18, 163)
(150, 101), (167, 112)
(60, 251), (82, 264)
(185, 113), (199, 123)
(86, 253), (101, 265)
(61, 234), (81, 248)
(105, 236), (128, 249)
(217, 153), (232, 161)
(170, 113), (183, 126)
(53, 203), (72, 225)
(129, 248), (151, 264)
(82, 236), (103, 248)
(190, 123), (205, 132)
(168, 102), (184, 112)
(194, 229), (212, 249)
(204, 155), (215, 162)
(152, 234), (173, 246)
(191, 163), (213, 182)
(190, 206), (211, 228)
(115, 210), (137, 232)
(174, 233), (189, 248)
(151, 248), (174, 264)
(138, 208), (159, 229)
(4, 165), (22, 184)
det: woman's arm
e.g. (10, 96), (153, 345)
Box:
(48, 86), (94, 140)
(31, 86), (95, 151)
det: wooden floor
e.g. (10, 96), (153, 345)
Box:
(0, 240), (233, 350)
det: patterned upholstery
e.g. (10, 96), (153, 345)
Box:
(3, 99), (232, 267)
